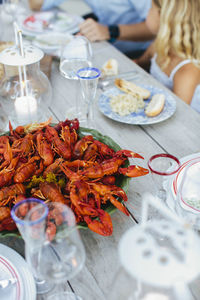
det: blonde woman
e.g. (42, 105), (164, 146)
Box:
(136, 0), (200, 112)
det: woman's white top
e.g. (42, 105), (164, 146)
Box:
(150, 54), (200, 113)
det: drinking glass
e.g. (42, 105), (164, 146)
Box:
(148, 153), (181, 202)
(59, 36), (92, 80)
(2, 0), (20, 22)
(59, 36), (93, 119)
(77, 67), (101, 129)
(174, 158), (200, 229)
(11, 198), (53, 294)
(31, 202), (86, 300)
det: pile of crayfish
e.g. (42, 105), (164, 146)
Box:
(0, 118), (149, 236)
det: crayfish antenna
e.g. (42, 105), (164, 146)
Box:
(114, 150), (144, 159)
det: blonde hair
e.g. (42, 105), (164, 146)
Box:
(154, 0), (200, 69)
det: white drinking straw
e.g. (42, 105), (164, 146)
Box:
(13, 22), (29, 96)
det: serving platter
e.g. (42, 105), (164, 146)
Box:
(98, 84), (176, 125)
(0, 126), (130, 240)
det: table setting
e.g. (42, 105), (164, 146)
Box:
(1, 8), (200, 300)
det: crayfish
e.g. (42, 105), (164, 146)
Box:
(0, 118), (149, 236)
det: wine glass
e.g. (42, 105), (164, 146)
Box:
(11, 198), (53, 294)
(59, 36), (92, 80)
(59, 36), (93, 120)
(2, 0), (20, 22)
(76, 67), (101, 129)
(174, 158), (200, 229)
(30, 202), (86, 300)
(148, 153), (181, 202)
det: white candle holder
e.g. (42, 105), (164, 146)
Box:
(0, 23), (52, 127)
(108, 193), (200, 300)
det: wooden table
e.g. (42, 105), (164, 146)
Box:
(35, 41), (200, 300)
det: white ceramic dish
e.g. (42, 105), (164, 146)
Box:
(0, 244), (36, 300)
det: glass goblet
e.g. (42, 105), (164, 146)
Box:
(3, 0), (21, 22)
(174, 158), (200, 229)
(77, 67), (101, 129)
(59, 36), (92, 80)
(148, 153), (181, 202)
(11, 198), (53, 294)
(59, 36), (93, 120)
(32, 202), (86, 300)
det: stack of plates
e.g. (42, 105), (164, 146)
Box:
(0, 244), (36, 300)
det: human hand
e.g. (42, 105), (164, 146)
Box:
(79, 18), (110, 42)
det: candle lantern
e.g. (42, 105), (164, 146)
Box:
(0, 26), (52, 127)
(108, 193), (200, 300)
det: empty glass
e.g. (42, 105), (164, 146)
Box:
(174, 158), (200, 229)
(59, 36), (93, 120)
(77, 67), (101, 129)
(11, 198), (53, 294)
(59, 36), (92, 81)
(33, 202), (86, 300)
(148, 153), (181, 202)
(2, 0), (21, 22)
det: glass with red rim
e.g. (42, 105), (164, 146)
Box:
(148, 153), (181, 201)
(175, 158), (200, 229)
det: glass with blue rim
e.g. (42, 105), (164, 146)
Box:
(11, 198), (53, 294)
(77, 67), (101, 129)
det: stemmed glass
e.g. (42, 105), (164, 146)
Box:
(174, 158), (200, 229)
(59, 36), (93, 119)
(77, 67), (101, 129)
(59, 36), (92, 80)
(31, 202), (86, 300)
(148, 153), (181, 202)
(11, 198), (53, 294)
(2, 0), (20, 22)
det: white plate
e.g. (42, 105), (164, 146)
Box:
(98, 84), (176, 125)
(21, 11), (82, 36)
(165, 152), (200, 213)
(0, 244), (36, 300)
(0, 254), (23, 300)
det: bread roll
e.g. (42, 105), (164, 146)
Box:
(115, 78), (150, 99)
(145, 94), (165, 117)
(102, 58), (118, 77)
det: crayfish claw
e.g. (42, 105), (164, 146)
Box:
(84, 210), (113, 236)
(119, 165), (149, 177)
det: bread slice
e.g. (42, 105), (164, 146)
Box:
(102, 58), (118, 77)
(145, 93), (165, 117)
(115, 78), (150, 99)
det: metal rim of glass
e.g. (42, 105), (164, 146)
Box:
(76, 67), (101, 80)
(148, 153), (181, 176)
(11, 198), (48, 226)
